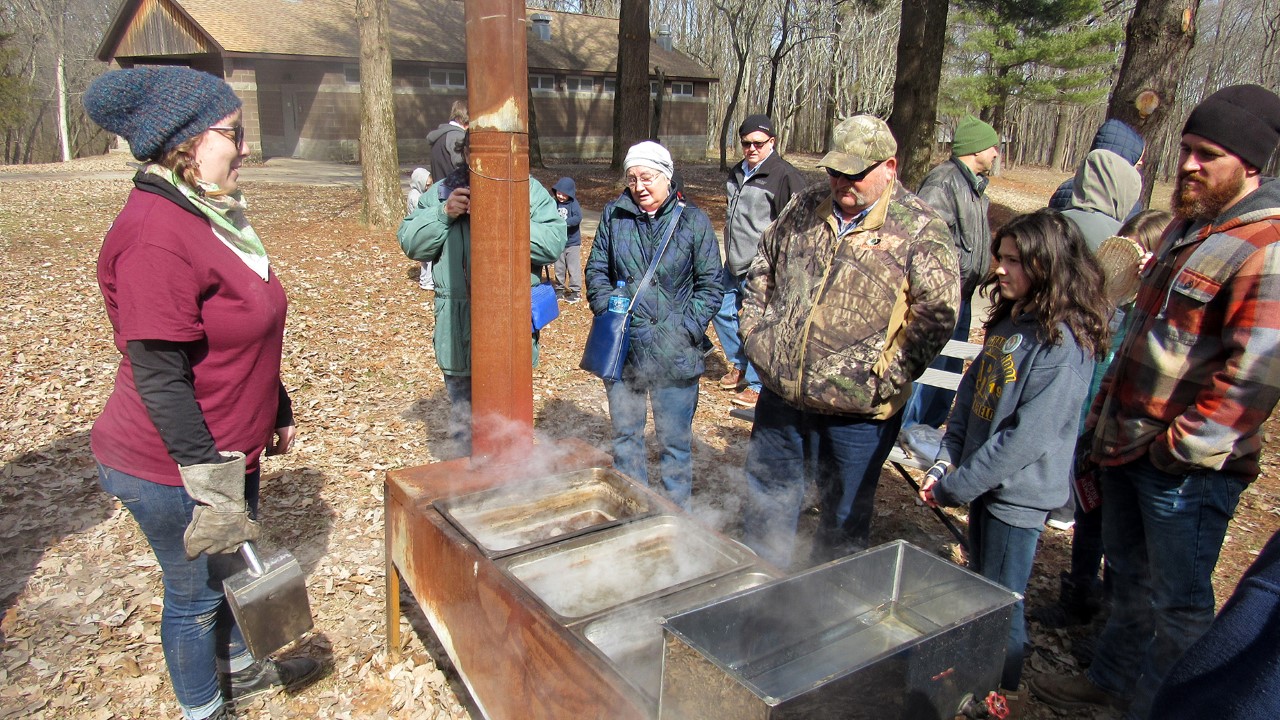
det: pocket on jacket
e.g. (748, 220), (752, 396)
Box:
(1156, 267), (1222, 345)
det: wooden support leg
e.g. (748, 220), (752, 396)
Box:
(386, 529), (402, 660)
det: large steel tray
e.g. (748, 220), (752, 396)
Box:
(573, 570), (778, 707)
(436, 467), (653, 557)
(497, 514), (758, 623)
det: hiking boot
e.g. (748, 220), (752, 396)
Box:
(205, 704), (235, 720)
(719, 368), (745, 390)
(225, 657), (321, 703)
(731, 387), (760, 407)
(1027, 673), (1126, 712)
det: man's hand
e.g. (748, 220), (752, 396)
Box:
(445, 187), (471, 219)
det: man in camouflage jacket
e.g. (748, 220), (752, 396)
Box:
(739, 115), (959, 567)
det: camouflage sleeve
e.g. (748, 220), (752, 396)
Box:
(885, 215), (960, 393)
(739, 214), (779, 342)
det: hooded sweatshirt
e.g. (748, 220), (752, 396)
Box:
(552, 177), (583, 247)
(427, 121), (466, 181)
(1050, 119), (1146, 215)
(407, 167), (432, 214)
(1060, 149), (1143, 251)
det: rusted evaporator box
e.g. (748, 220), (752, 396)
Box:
(385, 440), (780, 720)
(659, 541), (1020, 720)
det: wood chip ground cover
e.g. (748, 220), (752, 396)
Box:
(0, 161), (1274, 719)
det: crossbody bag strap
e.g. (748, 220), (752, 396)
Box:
(627, 201), (685, 313)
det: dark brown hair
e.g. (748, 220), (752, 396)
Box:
(1117, 209), (1172, 253)
(983, 209), (1111, 359)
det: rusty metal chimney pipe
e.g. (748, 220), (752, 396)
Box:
(464, 0), (533, 462)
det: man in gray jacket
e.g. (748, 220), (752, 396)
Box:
(902, 115), (999, 429)
(713, 114), (807, 408)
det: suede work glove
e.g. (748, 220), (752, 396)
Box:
(179, 451), (260, 560)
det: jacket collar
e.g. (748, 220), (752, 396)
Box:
(820, 179), (897, 236)
(132, 170), (206, 221)
(950, 157), (989, 195)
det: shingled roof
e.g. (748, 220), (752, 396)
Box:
(97, 0), (715, 81)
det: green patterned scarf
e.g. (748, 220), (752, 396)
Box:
(144, 164), (266, 257)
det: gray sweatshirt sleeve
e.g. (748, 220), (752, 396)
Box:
(931, 354), (1092, 508)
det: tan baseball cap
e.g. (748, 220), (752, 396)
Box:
(818, 115), (898, 175)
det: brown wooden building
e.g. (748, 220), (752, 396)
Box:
(95, 0), (718, 161)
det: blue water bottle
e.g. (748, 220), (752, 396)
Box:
(608, 281), (629, 313)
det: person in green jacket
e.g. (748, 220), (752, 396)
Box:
(398, 134), (566, 457)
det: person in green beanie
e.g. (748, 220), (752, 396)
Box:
(901, 115), (1000, 430)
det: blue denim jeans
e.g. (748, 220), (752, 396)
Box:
(710, 270), (761, 391)
(969, 496), (1043, 690)
(742, 387), (903, 567)
(443, 373), (472, 458)
(1087, 455), (1243, 719)
(99, 463), (260, 719)
(605, 376), (699, 507)
(901, 299), (970, 429)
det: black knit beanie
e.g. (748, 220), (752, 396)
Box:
(1182, 84), (1280, 170)
(83, 67), (243, 161)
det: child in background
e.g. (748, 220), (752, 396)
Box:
(1034, 209), (1173, 630)
(407, 167), (434, 290)
(920, 210), (1111, 702)
(551, 177), (583, 303)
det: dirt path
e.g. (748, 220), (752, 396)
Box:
(0, 159), (1273, 719)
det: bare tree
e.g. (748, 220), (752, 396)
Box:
(887, 0), (948, 188)
(1106, 0), (1202, 207)
(356, 0), (401, 227)
(611, 0), (651, 169)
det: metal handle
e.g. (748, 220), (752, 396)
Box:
(239, 541), (267, 577)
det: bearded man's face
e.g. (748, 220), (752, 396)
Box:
(1173, 134), (1254, 222)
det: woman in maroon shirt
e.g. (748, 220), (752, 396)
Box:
(84, 67), (317, 720)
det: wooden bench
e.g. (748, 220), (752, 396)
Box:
(728, 338), (982, 548)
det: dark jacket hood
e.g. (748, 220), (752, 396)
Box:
(1091, 119), (1145, 166)
(552, 177), (577, 199)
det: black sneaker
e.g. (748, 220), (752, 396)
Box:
(226, 657), (321, 703)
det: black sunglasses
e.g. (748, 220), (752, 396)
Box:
(209, 124), (245, 148)
(825, 160), (883, 183)
(740, 138), (772, 150)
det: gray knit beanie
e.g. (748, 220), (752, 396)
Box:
(83, 67), (243, 161)
(623, 141), (675, 179)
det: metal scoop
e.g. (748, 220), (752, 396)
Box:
(223, 541), (314, 659)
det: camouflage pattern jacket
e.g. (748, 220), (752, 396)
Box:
(740, 181), (960, 419)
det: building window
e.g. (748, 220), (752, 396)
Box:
(671, 81), (694, 97)
(650, 81), (659, 97)
(430, 69), (466, 89)
(530, 74), (555, 92)
(565, 76), (595, 93)
(343, 65), (360, 83)
(603, 78), (616, 93)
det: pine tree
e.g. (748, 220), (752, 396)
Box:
(943, 0), (1124, 133)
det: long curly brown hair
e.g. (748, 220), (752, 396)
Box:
(982, 209), (1111, 360)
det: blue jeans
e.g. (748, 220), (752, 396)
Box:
(742, 387), (903, 567)
(901, 299), (970, 428)
(605, 376), (699, 507)
(969, 496), (1043, 691)
(710, 270), (760, 391)
(99, 463), (260, 719)
(443, 373), (472, 458)
(1087, 456), (1243, 719)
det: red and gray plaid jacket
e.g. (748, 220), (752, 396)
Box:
(1091, 178), (1280, 483)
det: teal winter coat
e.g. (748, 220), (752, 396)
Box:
(585, 191), (723, 381)
(398, 174), (567, 375)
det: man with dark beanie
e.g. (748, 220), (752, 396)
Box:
(713, 113), (807, 408)
(1031, 83), (1280, 719)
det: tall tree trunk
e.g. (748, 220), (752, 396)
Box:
(1048, 107), (1071, 171)
(886, 0), (948, 189)
(611, 0), (651, 170)
(55, 52), (70, 162)
(356, 0), (402, 228)
(717, 40), (748, 171)
(651, 67), (666, 142)
(765, 0), (794, 118)
(1106, 0), (1201, 208)
(528, 86), (544, 169)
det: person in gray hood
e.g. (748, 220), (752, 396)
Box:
(1060, 148), (1143, 251)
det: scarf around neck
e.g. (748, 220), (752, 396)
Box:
(145, 164), (266, 257)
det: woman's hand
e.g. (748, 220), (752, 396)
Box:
(919, 476), (939, 507)
(444, 187), (471, 219)
(267, 425), (296, 456)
